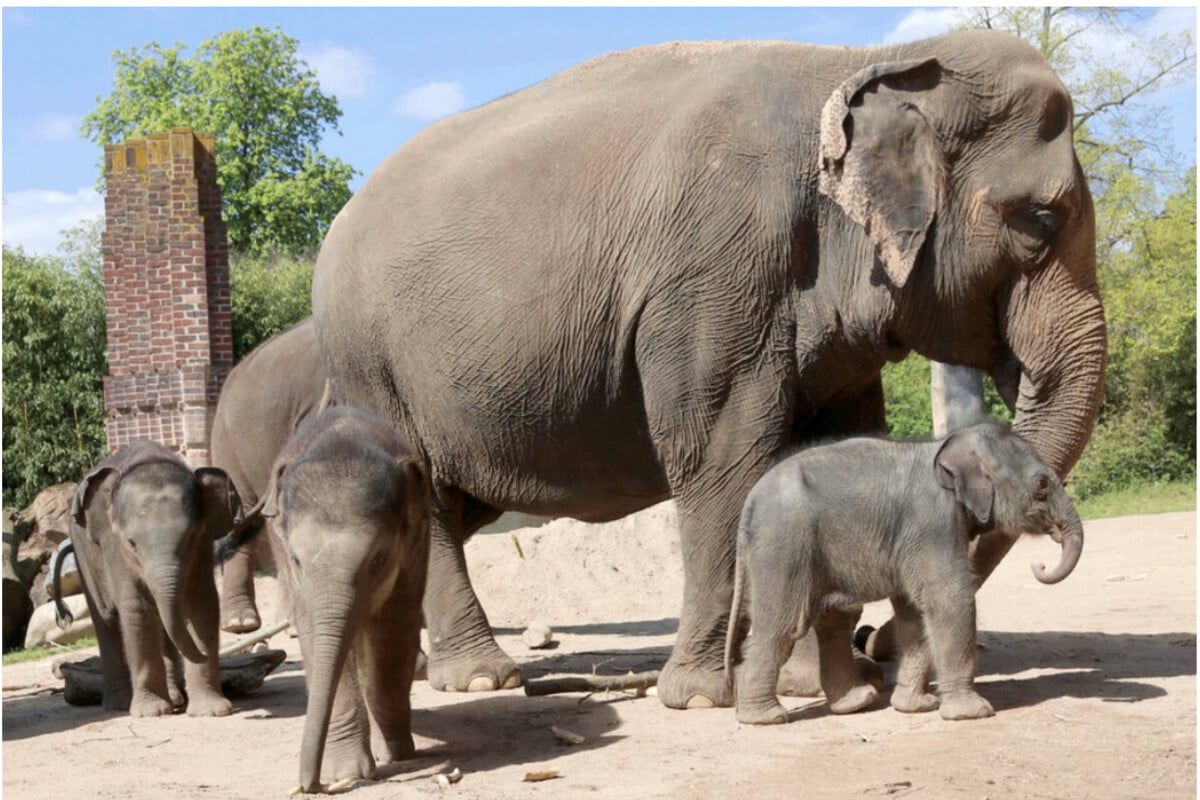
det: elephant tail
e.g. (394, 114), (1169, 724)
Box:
(213, 501), (266, 566)
(723, 504), (754, 692)
(52, 541), (75, 629)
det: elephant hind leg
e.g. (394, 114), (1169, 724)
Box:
(220, 527), (262, 634)
(422, 487), (520, 693)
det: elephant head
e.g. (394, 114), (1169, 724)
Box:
(819, 31), (1107, 478)
(261, 414), (429, 793)
(935, 423), (1084, 583)
(71, 456), (242, 662)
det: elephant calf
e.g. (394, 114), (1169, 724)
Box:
(60, 440), (243, 717)
(258, 406), (430, 794)
(725, 422), (1084, 725)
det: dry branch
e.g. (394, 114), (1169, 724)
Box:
(523, 670), (659, 697)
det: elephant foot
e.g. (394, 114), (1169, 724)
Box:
(220, 598), (262, 634)
(427, 646), (521, 693)
(827, 683), (878, 715)
(186, 690), (233, 717)
(890, 685), (940, 714)
(938, 690), (994, 721)
(129, 692), (174, 718)
(776, 649), (823, 698)
(856, 623), (897, 662)
(382, 735), (415, 763)
(323, 736), (377, 787)
(658, 658), (733, 709)
(853, 648), (886, 692)
(736, 698), (788, 725)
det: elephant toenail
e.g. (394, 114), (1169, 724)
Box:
(467, 676), (498, 692)
(686, 694), (716, 709)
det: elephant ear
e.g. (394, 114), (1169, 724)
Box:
(260, 460), (290, 524)
(934, 431), (995, 528)
(399, 457), (430, 543)
(71, 467), (119, 543)
(819, 57), (944, 288)
(194, 467), (244, 541)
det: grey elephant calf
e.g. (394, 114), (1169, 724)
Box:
(257, 406), (430, 794)
(725, 422), (1083, 725)
(59, 440), (242, 717)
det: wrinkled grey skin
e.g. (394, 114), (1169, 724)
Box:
(312, 31), (1106, 709)
(726, 423), (1084, 725)
(210, 317), (327, 633)
(63, 440), (242, 717)
(262, 406), (429, 793)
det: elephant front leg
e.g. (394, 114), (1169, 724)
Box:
(887, 598), (939, 714)
(321, 650), (376, 789)
(181, 557), (232, 717)
(922, 580), (993, 721)
(85, 591), (134, 712)
(360, 590), (424, 762)
(423, 490), (520, 693)
(118, 591), (174, 717)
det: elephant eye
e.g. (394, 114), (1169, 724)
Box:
(126, 538), (137, 551)
(371, 551), (386, 571)
(1009, 202), (1061, 247)
(1032, 474), (1051, 499)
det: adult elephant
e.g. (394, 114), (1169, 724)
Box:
(312, 30), (1107, 710)
(210, 317), (326, 633)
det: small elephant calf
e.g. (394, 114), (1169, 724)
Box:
(61, 440), (242, 717)
(256, 406), (431, 794)
(725, 422), (1084, 725)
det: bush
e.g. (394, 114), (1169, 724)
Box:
(1069, 403), (1193, 500)
(2, 243), (108, 509)
(229, 249), (314, 361)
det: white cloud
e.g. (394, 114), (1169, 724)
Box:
(392, 81), (466, 121)
(882, 8), (962, 45)
(2, 188), (104, 256)
(1142, 7), (1198, 40)
(303, 44), (374, 101)
(34, 113), (77, 142)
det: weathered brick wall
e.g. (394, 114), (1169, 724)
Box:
(102, 128), (232, 466)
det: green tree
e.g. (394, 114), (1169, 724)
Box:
(951, 8), (1197, 496)
(2, 219), (109, 509)
(81, 26), (356, 255)
(229, 249), (315, 361)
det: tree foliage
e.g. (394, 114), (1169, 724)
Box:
(884, 7), (1196, 497)
(2, 219), (109, 509)
(229, 250), (315, 361)
(81, 26), (356, 255)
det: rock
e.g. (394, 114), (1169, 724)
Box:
(16, 485), (75, 607)
(3, 509), (35, 651)
(60, 649), (288, 706)
(522, 621), (553, 649)
(44, 541), (82, 601)
(24, 596), (92, 650)
(22, 483), (75, 543)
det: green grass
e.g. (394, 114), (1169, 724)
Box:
(1074, 477), (1196, 521)
(2, 635), (97, 666)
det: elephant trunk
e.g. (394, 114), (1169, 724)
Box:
(149, 564), (206, 663)
(1004, 175), (1107, 479)
(298, 582), (359, 793)
(1031, 500), (1085, 584)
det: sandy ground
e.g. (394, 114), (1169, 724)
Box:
(2, 507), (1195, 799)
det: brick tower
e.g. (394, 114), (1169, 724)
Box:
(101, 128), (233, 466)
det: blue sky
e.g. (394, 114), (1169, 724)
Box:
(3, 6), (1196, 255)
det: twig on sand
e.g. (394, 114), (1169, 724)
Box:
(524, 670), (660, 697)
(218, 619), (291, 657)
